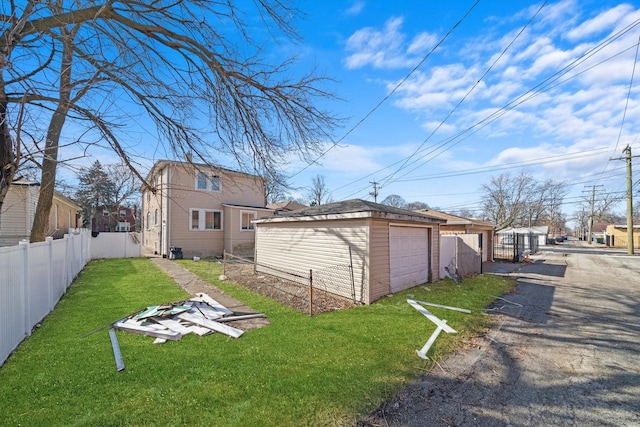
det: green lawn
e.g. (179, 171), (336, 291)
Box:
(0, 258), (513, 426)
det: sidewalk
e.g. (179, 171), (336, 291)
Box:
(148, 256), (270, 331)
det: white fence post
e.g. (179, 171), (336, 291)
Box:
(18, 240), (31, 337)
(46, 237), (54, 311)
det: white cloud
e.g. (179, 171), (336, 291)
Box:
(344, 1), (365, 16)
(566, 4), (634, 41)
(343, 17), (438, 69)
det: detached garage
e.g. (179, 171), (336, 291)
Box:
(254, 199), (443, 304)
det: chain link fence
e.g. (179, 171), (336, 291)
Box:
(223, 252), (359, 315)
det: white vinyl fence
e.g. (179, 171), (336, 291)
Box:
(0, 229), (142, 367)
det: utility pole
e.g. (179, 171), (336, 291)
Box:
(587, 185), (596, 245)
(612, 145), (638, 255)
(369, 181), (379, 203)
(625, 146), (634, 254)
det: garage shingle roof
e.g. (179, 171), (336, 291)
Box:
(270, 199), (444, 222)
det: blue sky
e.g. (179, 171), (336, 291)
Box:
(279, 0), (640, 219)
(62, 0), (640, 221)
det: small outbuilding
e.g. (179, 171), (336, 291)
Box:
(254, 199), (444, 304)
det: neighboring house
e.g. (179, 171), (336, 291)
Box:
(92, 205), (137, 233)
(591, 223), (608, 244)
(0, 180), (81, 246)
(266, 200), (307, 213)
(141, 160), (270, 258)
(254, 199), (444, 304)
(497, 226), (549, 246)
(415, 209), (495, 262)
(605, 224), (640, 248)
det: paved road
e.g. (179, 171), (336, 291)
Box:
(360, 240), (640, 426)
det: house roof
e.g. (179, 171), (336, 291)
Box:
(222, 203), (272, 211)
(143, 160), (264, 188)
(415, 209), (495, 227)
(256, 199), (446, 223)
(497, 226), (549, 235)
(12, 179), (40, 187)
(266, 200), (308, 211)
(10, 179), (81, 210)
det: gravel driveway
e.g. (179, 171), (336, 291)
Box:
(359, 239), (640, 426)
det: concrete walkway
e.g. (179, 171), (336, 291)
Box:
(148, 256), (270, 331)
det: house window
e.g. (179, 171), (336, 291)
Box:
(116, 222), (130, 232)
(54, 204), (59, 230)
(196, 172), (207, 190)
(241, 211), (256, 230)
(146, 212), (151, 230)
(154, 209), (158, 225)
(191, 210), (199, 230)
(195, 172), (221, 192)
(190, 208), (222, 231)
(147, 191), (150, 202)
(103, 209), (109, 217)
(120, 209), (126, 218)
(210, 176), (220, 191)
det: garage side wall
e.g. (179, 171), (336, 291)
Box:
(369, 219), (391, 303)
(255, 220), (368, 302)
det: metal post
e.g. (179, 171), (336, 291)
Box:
(309, 269), (313, 316)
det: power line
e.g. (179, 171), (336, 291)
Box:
(339, 16), (640, 194)
(379, 0), (548, 189)
(288, 0), (481, 179)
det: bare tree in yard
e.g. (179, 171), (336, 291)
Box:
(381, 194), (407, 208)
(0, 1), (338, 241)
(307, 174), (332, 206)
(481, 172), (536, 230)
(265, 170), (295, 205)
(405, 200), (430, 211)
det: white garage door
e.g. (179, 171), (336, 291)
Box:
(389, 225), (429, 292)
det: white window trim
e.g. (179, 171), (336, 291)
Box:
(240, 210), (257, 231)
(195, 172), (221, 192)
(189, 208), (223, 231)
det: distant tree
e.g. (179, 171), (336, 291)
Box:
(381, 194), (406, 208)
(405, 201), (430, 211)
(75, 161), (138, 228)
(481, 172), (535, 230)
(307, 174), (332, 206)
(634, 200), (640, 224)
(455, 208), (475, 218)
(264, 171), (294, 205)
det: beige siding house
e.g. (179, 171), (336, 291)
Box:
(254, 199), (444, 304)
(0, 180), (81, 246)
(141, 160), (269, 258)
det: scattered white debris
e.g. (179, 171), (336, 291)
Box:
(108, 293), (266, 371)
(407, 299), (471, 360)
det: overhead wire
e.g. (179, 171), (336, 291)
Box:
(384, 19), (640, 187)
(379, 0), (548, 189)
(334, 15), (640, 200)
(288, 0), (481, 179)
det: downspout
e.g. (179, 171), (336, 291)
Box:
(167, 164), (172, 256)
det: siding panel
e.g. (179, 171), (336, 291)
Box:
(256, 219), (368, 302)
(369, 219), (390, 303)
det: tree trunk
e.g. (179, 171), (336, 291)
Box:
(0, 83), (16, 220)
(29, 28), (74, 242)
